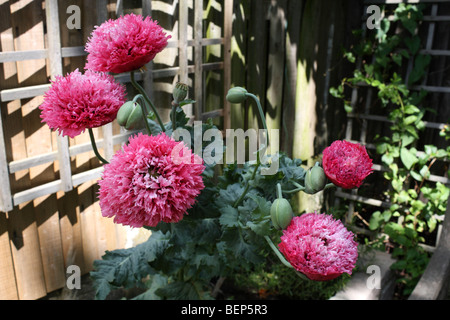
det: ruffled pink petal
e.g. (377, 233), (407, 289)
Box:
(278, 213), (358, 281)
(322, 140), (373, 189)
(98, 133), (205, 228)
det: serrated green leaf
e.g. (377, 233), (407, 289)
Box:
(132, 274), (168, 300)
(90, 230), (171, 300)
(219, 205), (239, 228)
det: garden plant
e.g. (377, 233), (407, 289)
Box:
(330, 3), (450, 296)
(39, 13), (374, 300)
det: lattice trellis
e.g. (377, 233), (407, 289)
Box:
(0, 0), (233, 213)
(335, 0), (450, 251)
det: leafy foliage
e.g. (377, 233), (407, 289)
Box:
(90, 101), (309, 299)
(330, 3), (450, 296)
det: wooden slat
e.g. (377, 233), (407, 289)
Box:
(61, 46), (86, 58)
(346, 113), (447, 130)
(0, 49), (47, 63)
(223, 0), (233, 130)
(178, 0), (192, 118)
(8, 129), (138, 174)
(0, 103), (12, 212)
(0, 39), (225, 63)
(142, 0), (155, 100)
(201, 108), (223, 120)
(0, 212), (18, 299)
(20, 0), (65, 294)
(7, 0), (48, 299)
(46, 0), (72, 193)
(194, 0), (204, 120)
(0, 84), (50, 102)
(265, 0), (286, 154)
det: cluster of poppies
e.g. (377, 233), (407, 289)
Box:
(39, 14), (373, 283)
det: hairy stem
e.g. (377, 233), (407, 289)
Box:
(233, 162), (260, 208)
(130, 71), (165, 132)
(132, 94), (153, 135)
(88, 128), (109, 164)
(245, 92), (269, 147)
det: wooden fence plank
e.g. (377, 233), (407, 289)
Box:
(194, 0), (204, 120)
(15, 0), (65, 294)
(265, 0), (286, 154)
(281, 0), (303, 157)
(179, 0), (192, 119)
(223, 0), (233, 130)
(245, 0), (269, 131)
(3, 0), (47, 300)
(0, 212), (18, 299)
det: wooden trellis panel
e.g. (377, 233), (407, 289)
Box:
(0, 0), (232, 213)
(336, 0), (450, 251)
(0, 0), (233, 300)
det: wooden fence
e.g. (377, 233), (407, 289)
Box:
(0, 0), (232, 300)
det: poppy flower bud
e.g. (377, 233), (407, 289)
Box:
(117, 101), (144, 130)
(226, 87), (248, 104)
(270, 198), (294, 230)
(304, 164), (327, 194)
(173, 82), (188, 104)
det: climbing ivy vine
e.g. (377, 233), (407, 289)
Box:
(330, 3), (450, 296)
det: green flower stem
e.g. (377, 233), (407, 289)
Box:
(264, 235), (309, 281)
(132, 94), (153, 135)
(282, 186), (305, 194)
(233, 92), (269, 208)
(323, 183), (336, 191)
(276, 183), (283, 199)
(233, 162), (260, 208)
(171, 103), (177, 132)
(245, 92), (269, 147)
(282, 181), (305, 194)
(130, 71), (165, 132)
(88, 128), (109, 164)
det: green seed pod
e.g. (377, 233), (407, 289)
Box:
(270, 198), (294, 230)
(173, 82), (188, 104)
(116, 101), (144, 130)
(304, 165), (327, 194)
(226, 87), (248, 104)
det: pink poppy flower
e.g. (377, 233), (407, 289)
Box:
(98, 133), (205, 228)
(85, 13), (170, 74)
(279, 213), (358, 281)
(322, 140), (373, 189)
(39, 69), (126, 138)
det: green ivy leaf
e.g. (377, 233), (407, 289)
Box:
(400, 148), (418, 170)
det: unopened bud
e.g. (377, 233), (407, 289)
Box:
(173, 82), (188, 104)
(117, 101), (144, 130)
(226, 87), (248, 104)
(270, 198), (294, 230)
(304, 164), (327, 194)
